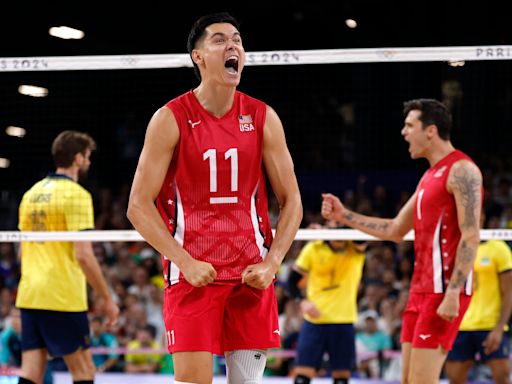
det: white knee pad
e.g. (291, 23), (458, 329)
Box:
(225, 349), (267, 384)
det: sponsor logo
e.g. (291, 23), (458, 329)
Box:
(273, 329), (280, 335)
(434, 165), (447, 178)
(188, 119), (201, 128)
(419, 334), (431, 340)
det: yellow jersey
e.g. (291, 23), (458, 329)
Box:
(125, 340), (162, 365)
(295, 240), (365, 324)
(16, 174), (94, 312)
(459, 240), (512, 331)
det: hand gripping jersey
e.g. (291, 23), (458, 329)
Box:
(157, 90), (273, 286)
(412, 150), (480, 295)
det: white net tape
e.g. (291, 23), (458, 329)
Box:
(1, 45), (511, 72)
(1, 229), (512, 242)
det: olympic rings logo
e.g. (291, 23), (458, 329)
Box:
(121, 56), (139, 66)
(376, 50), (397, 59)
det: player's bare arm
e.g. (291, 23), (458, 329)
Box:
(75, 241), (119, 327)
(438, 160), (482, 321)
(127, 107), (217, 287)
(321, 191), (416, 243)
(483, 269), (512, 354)
(446, 160), (482, 290)
(291, 266), (321, 318)
(241, 105), (302, 289)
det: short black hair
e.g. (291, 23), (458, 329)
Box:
(187, 12), (240, 80)
(403, 98), (452, 140)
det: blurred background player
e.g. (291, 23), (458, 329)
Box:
(288, 230), (368, 384)
(444, 213), (512, 384)
(322, 98), (483, 384)
(16, 130), (119, 384)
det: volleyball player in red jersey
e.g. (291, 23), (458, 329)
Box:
(127, 12), (302, 384)
(322, 98), (483, 384)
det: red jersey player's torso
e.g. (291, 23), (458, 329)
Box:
(411, 150), (476, 295)
(156, 90), (273, 286)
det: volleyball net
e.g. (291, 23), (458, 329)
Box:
(1, 44), (512, 237)
(1, 46), (512, 380)
(2, 229), (512, 242)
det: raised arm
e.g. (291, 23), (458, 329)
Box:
(438, 159), (482, 321)
(321, 191), (416, 243)
(241, 105), (302, 289)
(127, 107), (216, 286)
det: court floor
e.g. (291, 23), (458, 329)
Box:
(49, 373), (481, 383)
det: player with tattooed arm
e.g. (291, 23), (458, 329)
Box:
(322, 99), (483, 384)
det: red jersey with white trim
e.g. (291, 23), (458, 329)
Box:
(412, 150), (478, 295)
(156, 90), (273, 286)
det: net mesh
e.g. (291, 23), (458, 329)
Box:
(1, 46), (512, 380)
(1, 46), (512, 235)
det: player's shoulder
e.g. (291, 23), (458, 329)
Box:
(302, 240), (326, 252)
(165, 89), (193, 106)
(20, 177), (51, 202)
(447, 156), (483, 190)
(485, 239), (511, 253)
(60, 181), (92, 201)
(451, 158), (481, 173)
(309, 239), (325, 247)
(236, 89), (260, 102)
(236, 90), (268, 110)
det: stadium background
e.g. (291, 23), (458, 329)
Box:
(1, 1), (512, 226)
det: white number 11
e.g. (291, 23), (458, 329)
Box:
(203, 148), (238, 204)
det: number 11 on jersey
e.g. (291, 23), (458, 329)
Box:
(203, 148), (239, 204)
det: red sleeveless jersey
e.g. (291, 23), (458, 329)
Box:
(156, 90), (273, 286)
(411, 150), (479, 295)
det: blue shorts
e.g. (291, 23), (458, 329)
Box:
(295, 320), (355, 371)
(447, 330), (509, 362)
(20, 309), (91, 357)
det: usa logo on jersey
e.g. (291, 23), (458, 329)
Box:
(239, 114), (255, 132)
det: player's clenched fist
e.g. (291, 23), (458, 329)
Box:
(181, 258), (217, 287)
(321, 193), (345, 223)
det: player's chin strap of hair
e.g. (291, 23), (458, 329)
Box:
(225, 349), (267, 383)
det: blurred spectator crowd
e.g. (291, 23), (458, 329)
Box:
(1, 157), (512, 379)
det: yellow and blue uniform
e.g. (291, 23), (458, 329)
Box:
(295, 240), (365, 324)
(16, 173), (94, 312)
(460, 240), (512, 331)
(125, 339), (162, 367)
(448, 240), (512, 362)
(293, 240), (366, 372)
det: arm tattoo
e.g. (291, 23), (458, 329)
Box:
(449, 240), (476, 289)
(343, 212), (390, 232)
(450, 165), (481, 229)
(450, 270), (467, 289)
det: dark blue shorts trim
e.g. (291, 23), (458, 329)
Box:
(447, 330), (509, 362)
(296, 320), (355, 371)
(20, 309), (90, 357)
